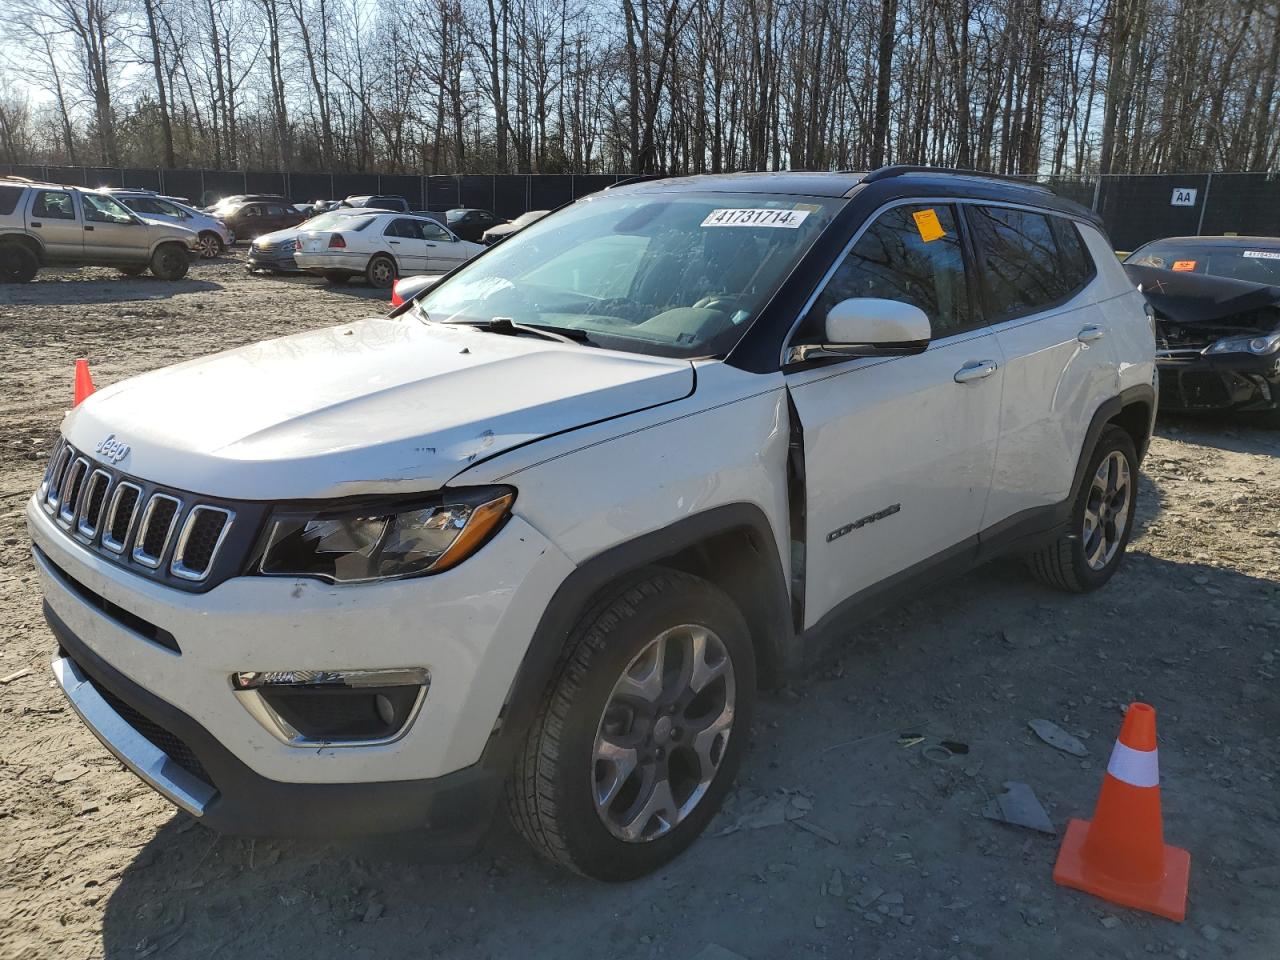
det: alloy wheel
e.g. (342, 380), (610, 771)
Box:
(591, 624), (736, 843)
(1083, 450), (1131, 571)
(370, 258), (394, 286)
(197, 234), (221, 258)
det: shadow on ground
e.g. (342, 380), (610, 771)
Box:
(98, 547), (1280, 960)
(0, 276), (223, 305)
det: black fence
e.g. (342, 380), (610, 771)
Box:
(0, 165), (626, 222)
(3, 165), (1278, 250)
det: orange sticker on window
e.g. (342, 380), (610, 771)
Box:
(1171, 259), (1197, 271)
(912, 208), (945, 242)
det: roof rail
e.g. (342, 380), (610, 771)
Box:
(605, 174), (669, 190)
(862, 165), (1053, 193)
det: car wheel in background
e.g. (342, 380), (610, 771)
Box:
(365, 254), (397, 289)
(0, 242), (38, 283)
(117, 265), (148, 277)
(149, 244), (190, 281)
(1027, 424), (1138, 592)
(507, 568), (755, 880)
(323, 272), (349, 286)
(196, 232), (224, 259)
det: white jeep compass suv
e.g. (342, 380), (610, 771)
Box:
(28, 167), (1156, 880)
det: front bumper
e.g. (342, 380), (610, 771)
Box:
(245, 252), (299, 273)
(27, 493), (575, 834)
(48, 607), (501, 839)
(1156, 351), (1280, 412)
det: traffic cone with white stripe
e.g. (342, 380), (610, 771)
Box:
(1053, 702), (1190, 921)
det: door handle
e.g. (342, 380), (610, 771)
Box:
(954, 360), (998, 384)
(84, 225), (94, 232)
(425, 242), (437, 247)
(388, 240), (400, 245)
(30, 221), (41, 228)
(1077, 324), (1105, 343)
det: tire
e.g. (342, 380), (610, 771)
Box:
(149, 243), (190, 280)
(0, 242), (38, 283)
(1027, 424), (1138, 593)
(196, 232), (223, 259)
(117, 265), (147, 277)
(323, 271), (349, 286)
(365, 254), (396, 289)
(507, 568), (755, 880)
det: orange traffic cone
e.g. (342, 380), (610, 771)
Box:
(73, 359), (95, 407)
(1053, 702), (1190, 921)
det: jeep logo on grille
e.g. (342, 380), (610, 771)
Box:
(95, 434), (131, 464)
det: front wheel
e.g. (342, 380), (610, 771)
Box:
(365, 254), (396, 289)
(1027, 424), (1138, 592)
(149, 244), (190, 280)
(507, 569), (755, 880)
(196, 232), (223, 259)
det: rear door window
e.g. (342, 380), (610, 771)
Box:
(968, 206), (1089, 321)
(808, 203), (974, 337)
(0, 185), (22, 215)
(33, 191), (76, 220)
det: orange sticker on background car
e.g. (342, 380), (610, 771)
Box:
(1171, 260), (1197, 271)
(912, 209), (945, 242)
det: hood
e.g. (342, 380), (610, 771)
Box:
(138, 216), (197, 240)
(251, 226), (298, 245)
(64, 317), (694, 500)
(1125, 263), (1280, 329)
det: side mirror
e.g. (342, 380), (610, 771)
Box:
(789, 298), (932, 363)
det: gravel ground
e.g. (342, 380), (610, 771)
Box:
(1, 253), (1277, 960)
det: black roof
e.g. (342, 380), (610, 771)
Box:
(613, 167), (1100, 224)
(1131, 235), (1280, 249)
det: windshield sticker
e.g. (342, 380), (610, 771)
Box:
(1171, 259), (1197, 271)
(912, 208), (946, 243)
(1243, 250), (1280, 260)
(701, 208), (811, 229)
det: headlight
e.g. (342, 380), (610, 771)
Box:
(1203, 332), (1280, 356)
(256, 487), (515, 583)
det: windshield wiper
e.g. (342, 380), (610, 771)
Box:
(442, 316), (592, 345)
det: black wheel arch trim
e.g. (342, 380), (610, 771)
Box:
(1070, 383), (1156, 500)
(488, 502), (795, 768)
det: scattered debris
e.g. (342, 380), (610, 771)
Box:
(791, 818), (839, 845)
(1200, 924), (1221, 942)
(813, 915), (826, 929)
(1028, 719), (1089, 757)
(686, 945), (749, 960)
(51, 763), (88, 784)
(75, 800), (99, 817)
(826, 869), (844, 898)
(1099, 915), (1121, 929)
(0, 667), (31, 684)
(854, 886), (884, 908)
(982, 781), (1056, 835)
(362, 902), (385, 923)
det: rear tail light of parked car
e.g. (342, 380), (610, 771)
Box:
(328, 234), (346, 249)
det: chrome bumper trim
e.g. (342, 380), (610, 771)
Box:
(51, 656), (215, 817)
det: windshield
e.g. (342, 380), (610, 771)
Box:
(413, 191), (840, 357)
(1127, 244), (1280, 285)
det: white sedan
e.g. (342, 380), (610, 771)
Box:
(294, 212), (484, 288)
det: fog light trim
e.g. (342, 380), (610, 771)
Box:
(232, 667), (429, 747)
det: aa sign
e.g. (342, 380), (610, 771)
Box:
(1170, 188), (1197, 207)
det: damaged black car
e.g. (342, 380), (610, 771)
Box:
(1124, 262), (1280, 424)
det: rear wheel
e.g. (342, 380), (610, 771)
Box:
(507, 569), (754, 880)
(149, 243), (189, 280)
(1027, 424), (1138, 592)
(196, 232), (223, 259)
(365, 254), (396, 289)
(0, 242), (38, 283)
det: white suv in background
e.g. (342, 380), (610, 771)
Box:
(29, 168), (1155, 880)
(294, 211), (483, 288)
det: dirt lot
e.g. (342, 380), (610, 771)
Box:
(1, 252), (1277, 960)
